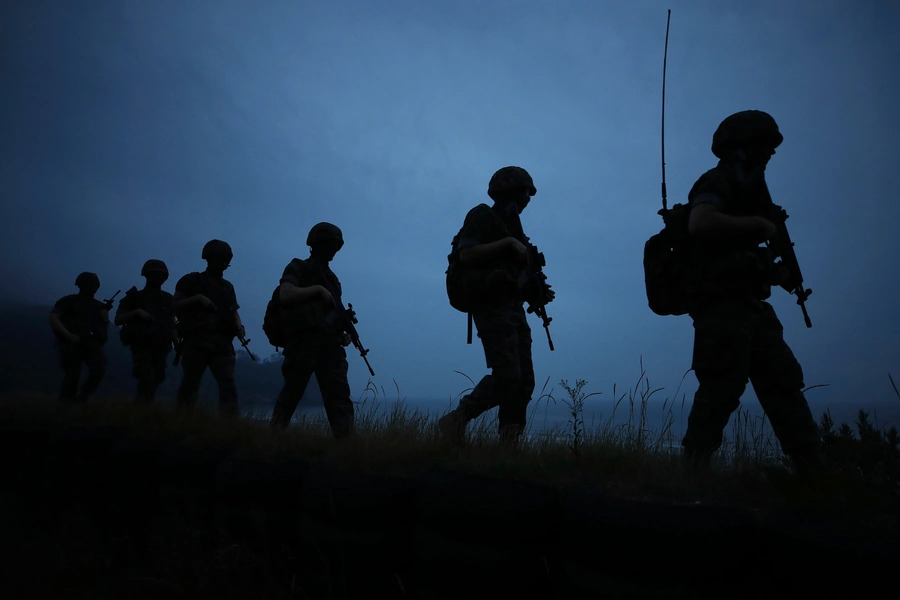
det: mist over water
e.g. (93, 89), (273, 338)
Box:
(239, 394), (900, 449)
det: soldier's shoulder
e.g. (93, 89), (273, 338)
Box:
(688, 165), (733, 203)
(52, 294), (77, 310)
(463, 203), (499, 226)
(174, 272), (200, 288)
(465, 203), (494, 218)
(175, 272), (196, 284)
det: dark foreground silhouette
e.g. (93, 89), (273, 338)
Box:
(0, 393), (897, 599)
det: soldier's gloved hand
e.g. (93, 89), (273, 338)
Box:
(754, 217), (777, 242)
(769, 263), (787, 284)
(135, 309), (154, 321)
(198, 295), (216, 311)
(67, 333), (81, 344)
(318, 286), (335, 305)
(505, 237), (529, 265)
(340, 333), (352, 347)
(236, 326), (246, 339)
(544, 285), (556, 304)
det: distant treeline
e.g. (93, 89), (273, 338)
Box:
(0, 303), (323, 407)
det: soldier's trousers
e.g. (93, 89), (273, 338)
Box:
(682, 298), (820, 461)
(58, 344), (107, 403)
(456, 304), (535, 438)
(270, 333), (354, 438)
(131, 346), (170, 403)
(176, 337), (238, 415)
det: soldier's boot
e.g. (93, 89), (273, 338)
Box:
(787, 444), (826, 478)
(498, 424), (524, 449)
(438, 409), (468, 444)
(682, 447), (714, 475)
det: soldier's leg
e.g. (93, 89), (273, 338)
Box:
(176, 339), (209, 408)
(207, 344), (238, 416)
(682, 307), (754, 468)
(270, 345), (317, 428)
(58, 350), (82, 403)
(78, 346), (108, 401)
(132, 348), (156, 403)
(498, 310), (534, 442)
(454, 310), (520, 421)
(149, 350), (168, 401)
(315, 343), (354, 438)
(748, 304), (822, 474)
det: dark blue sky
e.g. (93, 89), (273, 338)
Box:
(2, 0), (899, 415)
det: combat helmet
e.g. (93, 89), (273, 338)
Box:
(306, 222), (344, 248)
(201, 239), (233, 261)
(487, 166), (537, 201)
(75, 272), (100, 288)
(711, 110), (783, 159)
(141, 259), (169, 277)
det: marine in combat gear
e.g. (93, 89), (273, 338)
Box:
(172, 239), (246, 415)
(269, 222), (355, 438)
(115, 259), (177, 403)
(680, 110), (824, 475)
(440, 166), (555, 445)
(48, 272), (111, 403)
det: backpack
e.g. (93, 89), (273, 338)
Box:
(445, 230), (475, 314)
(643, 202), (693, 316)
(445, 204), (519, 314)
(262, 285), (289, 350)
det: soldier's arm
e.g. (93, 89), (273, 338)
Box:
(458, 238), (520, 266)
(688, 198), (774, 240)
(279, 281), (327, 305)
(115, 309), (139, 326)
(49, 311), (76, 340)
(171, 294), (212, 311)
(100, 309), (110, 325)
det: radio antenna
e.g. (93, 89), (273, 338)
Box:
(661, 9), (671, 213)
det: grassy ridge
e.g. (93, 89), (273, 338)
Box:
(3, 367), (899, 519)
(2, 372), (899, 598)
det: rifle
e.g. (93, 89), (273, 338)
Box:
(101, 289), (121, 312)
(313, 262), (376, 376)
(500, 203), (555, 351)
(172, 338), (184, 366)
(327, 301), (375, 376)
(765, 204), (813, 328)
(238, 335), (258, 361)
(522, 241), (555, 351)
